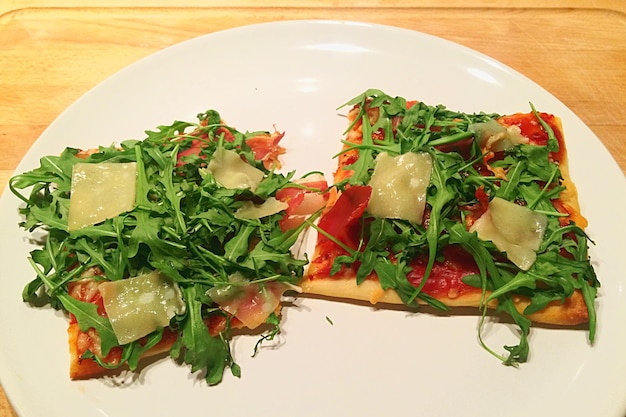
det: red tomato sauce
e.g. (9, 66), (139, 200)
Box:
(498, 112), (565, 163)
(406, 246), (480, 298)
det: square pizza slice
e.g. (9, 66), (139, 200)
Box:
(303, 89), (599, 364)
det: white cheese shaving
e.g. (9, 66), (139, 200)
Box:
(470, 197), (548, 270)
(206, 147), (264, 192)
(366, 151), (433, 224)
(234, 197), (289, 219)
(99, 271), (185, 345)
(68, 162), (137, 231)
(207, 272), (288, 330)
(470, 119), (528, 152)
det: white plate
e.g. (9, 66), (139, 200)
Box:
(1, 20), (625, 417)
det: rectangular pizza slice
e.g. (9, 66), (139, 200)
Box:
(12, 111), (327, 382)
(303, 89), (599, 364)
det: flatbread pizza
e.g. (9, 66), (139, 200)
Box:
(303, 89), (598, 364)
(10, 90), (599, 380)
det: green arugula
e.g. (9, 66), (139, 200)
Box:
(10, 110), (311, 384)
(10, 92), (600, 377)
(329, 90), (598, 365)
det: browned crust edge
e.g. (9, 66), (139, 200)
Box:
(68, 323), (177, 380)
(300, 276), (589, 326)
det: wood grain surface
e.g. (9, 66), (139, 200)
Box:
(1, 2), (624, 416)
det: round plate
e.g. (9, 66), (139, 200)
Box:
(1, 20), (625, 417)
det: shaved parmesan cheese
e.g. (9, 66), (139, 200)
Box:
(366, 152), (432, 224)
(68, 162), (137, 231)
(206, 147), (264, 191)
(470, 119), (528, 152)
(470, 197), (548, 270)
(207, 272), (290, 329)
(234, 197), (288, 219)
(99, 271), (185, 345)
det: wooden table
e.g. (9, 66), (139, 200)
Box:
(1, 1), (624, 416)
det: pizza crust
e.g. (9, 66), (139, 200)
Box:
(68, 323), (177, 379)
(300, 276), (589, 326)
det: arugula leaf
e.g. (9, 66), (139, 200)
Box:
(126, 328), (166, 371)
(448, 222), (530, 365)
(252, 312), (281, 357)
(171, 285), (235, 385)
(373, 259), (405, 291)
(345, 115), (376, 185)
(530, 103), (559, 153)
(224, 224), (255, 262)
(406, 149), (461, 303)
(58, 293), (120, 356)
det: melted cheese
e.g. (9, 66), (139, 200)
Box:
(366, 152), (432, 224)
(99, 271), (185, 345)
(206, 147), (264, 191)
(234, 197), (288, 219)
(68, 162), (137, 231)
(470, 197), (548, 270)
